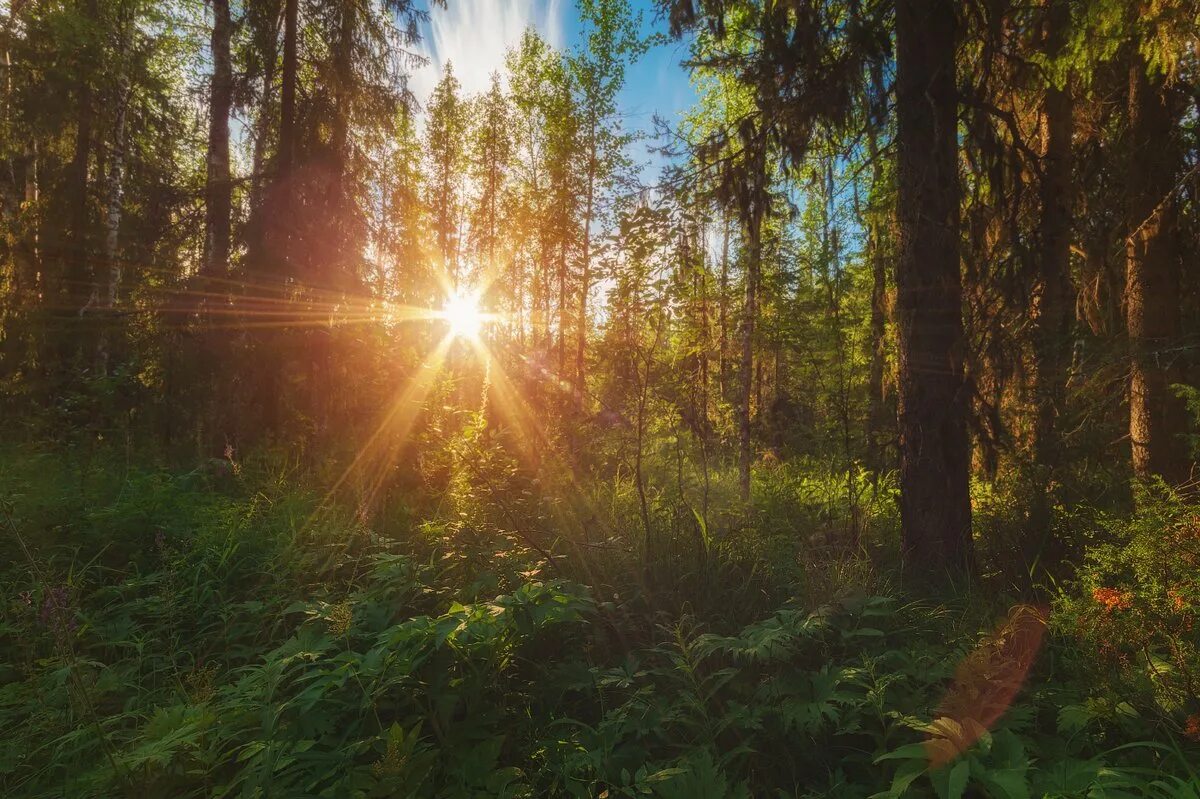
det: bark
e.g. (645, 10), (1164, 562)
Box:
(865, 125), (890, 470)
(66, 0), (98, 313)
(738, 213), (760, 502)
(718, 213), (730, 401)
(328, 0), (355, 289)
(557, 237), (567, 378)
(248, 44), (277, 223)
(894, 0), (974, 574)
(574, 130), (596, 413)
(97, 20), (131, 374)
(696, 222), (710, 430)
(1029, 0), (1074, 536)
(21, 140), (38, 288)
(278, 0), (298, 178)
(204, 0), (233, 277)
(1126, 55), (1190, 484)
(1031, 2), (1074, 458)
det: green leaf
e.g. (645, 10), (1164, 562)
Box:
(1056, 704), (1094, 734)
(871, 759), (927, 799)
(876, 742), (931, 763)
(931, 760), (970, 799)
(978, 767), (1030, 799)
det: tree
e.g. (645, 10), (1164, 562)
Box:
(468, 73), (512, 306)
(568, 0), (647, 412)
(204, 0), (234, 277)
(65, 0), (99, 352)
(1027, 0), (1075, 541)
(379, 103), (431, 307)
(893, 0), (973, 574)
(96, 1), (134, 373)
(1125, 49), (1189, 484)
(666, 0), (885, 501)
(862, 60), (893, 472)
(425, 63), (468, 288)
(278, 0), (298, 179)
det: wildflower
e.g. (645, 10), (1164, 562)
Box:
(39, 585), (77, 634)
(327, 600), (353, 637)
(1092, 587), (1132, 612)
(1185, 714), (1200, 743)
(185, 662), (218, 704)
(11, 590), (34, 618)
(223, 443), (241, 476)
(372, 739), (407, 778)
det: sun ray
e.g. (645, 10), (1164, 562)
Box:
(315, 335), (455, 516)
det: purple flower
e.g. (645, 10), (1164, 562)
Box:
(38, 585), (76, 633)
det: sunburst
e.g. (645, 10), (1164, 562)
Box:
(440, 288), (487, 341)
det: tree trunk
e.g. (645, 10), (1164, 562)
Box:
(718, 212), (730, 401)
(738, 214), (760, 502)
(575, 131), (596, 413)
(248, 40), (277, 229)
(96, 17), (131, 374)
(259, 0), (299, 433)
(865, 126), (890, 471)
(894, 0), (974, 575)
(278, 0), (298, 178)
(65, 0), (98, 320)
(557, 237), (567, 379)
(696, 221), (710, 431)
(204, 0), (233, 277)
(1126, 55), (1189, 484)
(1029, 0), (1074, 539)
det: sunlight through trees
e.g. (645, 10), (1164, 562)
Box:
(3, 0), (1200, 795)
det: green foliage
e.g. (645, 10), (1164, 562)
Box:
(3, 447), (1198, 797)
(1055, 483), (1200, 729)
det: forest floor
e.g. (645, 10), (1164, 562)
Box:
(2, 442), (1199, 798)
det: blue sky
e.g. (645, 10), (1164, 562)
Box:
(411, 0), (697, 177)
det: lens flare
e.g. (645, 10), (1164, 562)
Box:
(441, 289), (484, 341)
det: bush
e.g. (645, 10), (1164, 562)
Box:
(1057, 482), (1200, 738)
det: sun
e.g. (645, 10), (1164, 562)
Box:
(440, 289), (485, 341)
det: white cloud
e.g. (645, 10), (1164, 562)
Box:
(409, 0), (565, 105)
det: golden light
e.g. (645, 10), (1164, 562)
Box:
(440, 289), (485, 341)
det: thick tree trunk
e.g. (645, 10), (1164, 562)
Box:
(894, 0), (974, 575)
(1032, 8), (1074, 458)
(204, 0), (233, 277)
(1029, 0), (1074, 539)
(1126, 56), (1189, 484)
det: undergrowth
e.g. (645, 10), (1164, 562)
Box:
(2, 444), (1198, 798)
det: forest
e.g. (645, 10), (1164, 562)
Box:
(2, 0), (1200, 795)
